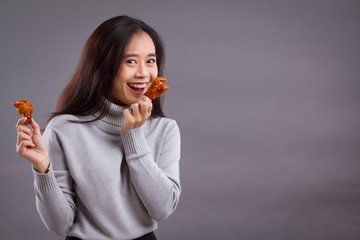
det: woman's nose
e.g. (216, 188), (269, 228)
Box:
(135, 63), (149, 78)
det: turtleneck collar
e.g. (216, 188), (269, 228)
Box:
(93, 99), (128, 134)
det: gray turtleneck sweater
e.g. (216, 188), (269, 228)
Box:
(33, 101), (181, 240)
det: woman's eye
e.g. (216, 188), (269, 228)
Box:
(127, 59), (136, 64)
(147, 59), (156, 63)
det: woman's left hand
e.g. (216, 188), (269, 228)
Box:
(121, 96), (152, 130)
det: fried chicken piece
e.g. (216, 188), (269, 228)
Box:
(13, 99), (33, 125)
(144, 77), (169, 100)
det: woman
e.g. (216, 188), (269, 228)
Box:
(15, 16), (181, 240)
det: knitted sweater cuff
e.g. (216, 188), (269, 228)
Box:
(32, 165), (58, 193)
(120, 127), (151, 158)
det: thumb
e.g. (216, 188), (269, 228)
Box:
(123, 109), (133, 120)
(30, 119), (42, 136)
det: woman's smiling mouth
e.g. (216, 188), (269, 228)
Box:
(127, 82), (148, 94)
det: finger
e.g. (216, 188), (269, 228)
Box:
(146, 99), (152, 115)
(146, 106), (152, 119)
(144, 95), (152, 104)
(30, 119), (41, 136)
(131, 103), (141, 121)
(16, 140), (35, 155)
(17, 130), (28, 146)
(15, 117), (27, 129)
(139, 101), (148, 118)
(140, 96), (151, 110)
(121, 109), (135, 130)
(123, 109), (134, 123)
(141, 96), (152, 118)
(142, 95), (151, 102)
(17, 124), (32, 136)
(17, 131), (32, 144)
(142, 95), (152, 107)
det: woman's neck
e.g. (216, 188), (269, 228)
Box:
(94, 99), (128, 134)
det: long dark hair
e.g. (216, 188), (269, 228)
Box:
(47, 15), (166, 125)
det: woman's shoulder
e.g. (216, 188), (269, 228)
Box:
(149, 116), (177, 126)
(46, 114), (93, 131)
(147, 116), (180, 133)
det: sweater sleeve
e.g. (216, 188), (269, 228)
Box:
(33, 128), (76, 235)
(120, 120), (181, 221)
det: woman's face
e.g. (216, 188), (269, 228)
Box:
(111, 31), (158, 105)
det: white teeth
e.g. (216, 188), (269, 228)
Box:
(128, 83), (146, 89)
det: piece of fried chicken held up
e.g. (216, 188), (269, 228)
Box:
(13, 99), (33, 125)
(144, 77), (169, 100)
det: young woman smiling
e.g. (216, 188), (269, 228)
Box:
(15, 16), (181, 240)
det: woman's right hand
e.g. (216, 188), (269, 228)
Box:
(15, 118), (50, 173)
(121, 96), (153, 131)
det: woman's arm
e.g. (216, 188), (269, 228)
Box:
(16, 118), (76, 234)
(121, 120), (181, 221)
(33, 128), (77, 235)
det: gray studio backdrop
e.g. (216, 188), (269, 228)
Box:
(1, 0), (360, 239)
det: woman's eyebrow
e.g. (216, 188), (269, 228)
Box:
(124, 53), (157, 58)
(123, 53), (138, 58)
